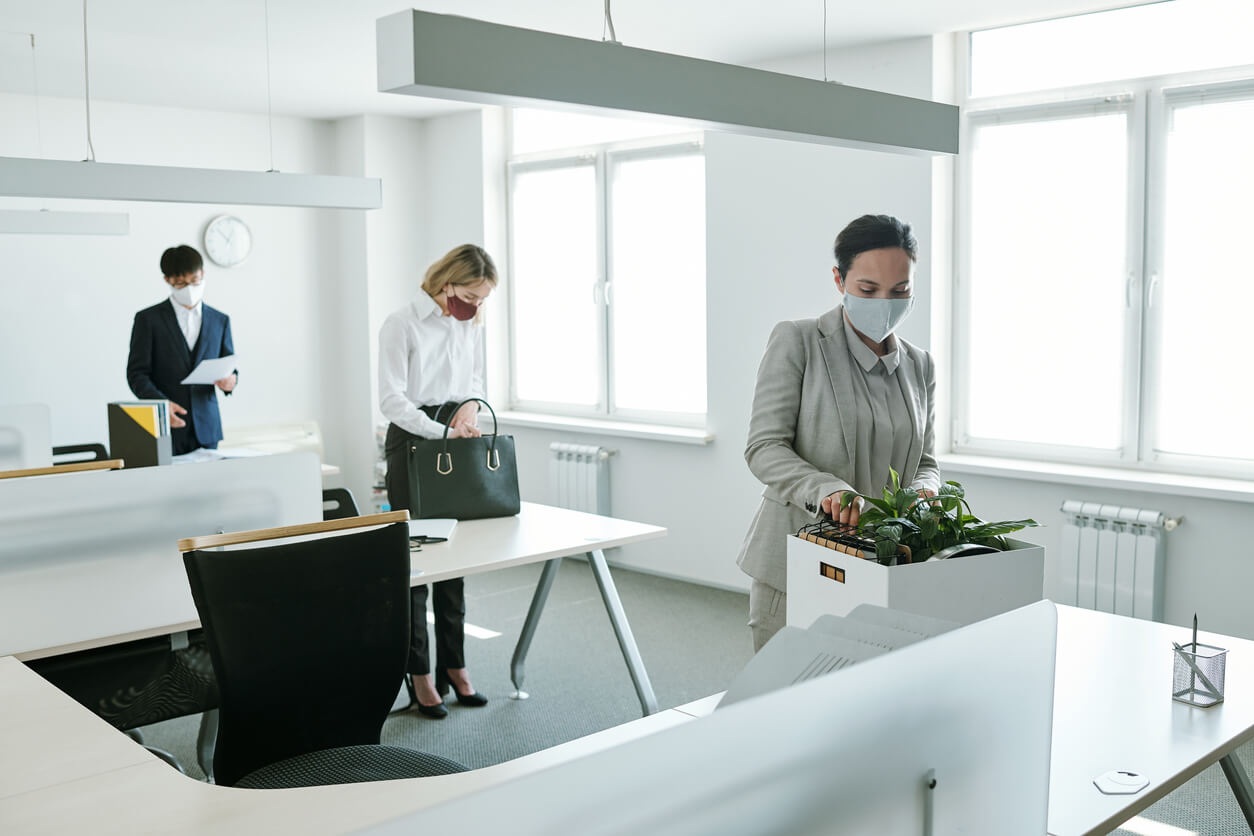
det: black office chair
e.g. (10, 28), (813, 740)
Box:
(51, 443), (110, 464)
(182, 519), (465, 788)
(321, 487), (360, 520)
(28, 634), (217, 775)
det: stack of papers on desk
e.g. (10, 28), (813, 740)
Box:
(718, 605), (959, 709)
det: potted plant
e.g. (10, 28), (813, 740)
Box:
(787, 470), (1045, 626)
(836, 469), (1039, 564)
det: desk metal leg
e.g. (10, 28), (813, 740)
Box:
(197, 709), (218, 782)
(587, 549), (658, 716)
(1220, 751), (1254, 831)
(510, 557), (564, 700)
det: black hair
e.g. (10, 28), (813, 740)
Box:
(833, 215), (917, 279)
(160, 245), (204, 278)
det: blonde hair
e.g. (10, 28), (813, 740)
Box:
(422, 244), (498, 323)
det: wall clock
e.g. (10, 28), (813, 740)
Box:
(203, 214), (253, 267)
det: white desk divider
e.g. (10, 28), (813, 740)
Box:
(364, 601), (1058, 836)
(0, 403), (52, 471)
(0, 452), (321, 659)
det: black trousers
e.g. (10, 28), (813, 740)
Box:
(385, 411), (466, 676)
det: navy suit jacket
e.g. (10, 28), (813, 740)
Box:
(127, 300), (235, 454)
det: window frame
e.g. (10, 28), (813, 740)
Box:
(953, 34), (1254, 479)
(504, 131), (707, 427)
(1139, 77), (1254, 476)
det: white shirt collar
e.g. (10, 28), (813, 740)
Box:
(169, 296), (203, 318)
(842, 311), (901, 374)
(412, 290), (443, 320)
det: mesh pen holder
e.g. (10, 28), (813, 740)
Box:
(1172, 642), (1227, 707)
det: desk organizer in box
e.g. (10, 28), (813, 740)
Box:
(786, 534), (1045, 627)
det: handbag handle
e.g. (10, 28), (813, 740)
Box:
(436, 398), (503, 475)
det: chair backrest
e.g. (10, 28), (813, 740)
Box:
(182, 521), (411, 787)
(321, 487), (360, 520)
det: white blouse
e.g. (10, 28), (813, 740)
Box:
(377, 291), (486, 439)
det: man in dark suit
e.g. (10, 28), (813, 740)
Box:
(126, 245), (237, 455)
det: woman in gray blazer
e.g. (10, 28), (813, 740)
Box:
(737, 215), (940, 651)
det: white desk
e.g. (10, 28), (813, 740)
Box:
(413, 502), (666, 715)
(8, 498), (666, 717)
(7, 606), (1254, 833)
(1049, 605), (1254, 835)
(0, 654), (694, 834)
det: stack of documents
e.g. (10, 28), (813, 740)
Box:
(718, 605), (959, 709)
(109, 400), (171, 437)
(107, 400), (173, 467)
(180, 355), (237, 386)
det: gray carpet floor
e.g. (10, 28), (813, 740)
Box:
(135, 563), (1253, 834)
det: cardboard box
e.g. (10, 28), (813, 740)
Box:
(786, 534), (1045, 627)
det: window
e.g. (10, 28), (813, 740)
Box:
(956, 2), (1254, 476)
(507, 109), (706, 424)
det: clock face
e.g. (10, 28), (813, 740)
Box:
(203, 215), (252, 267)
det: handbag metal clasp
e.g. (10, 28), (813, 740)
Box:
(486, 448), (500, 471)
(437, 452), (453, 475)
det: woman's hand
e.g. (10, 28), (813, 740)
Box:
(820, 491), (862, 527)
(449, 402), (481, 438)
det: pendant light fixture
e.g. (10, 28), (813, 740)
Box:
(0, 32), (129, 234)
(0, 1), (381, 210)
(376, 6), (957, 156)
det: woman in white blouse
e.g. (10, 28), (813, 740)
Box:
(378, 244), (497, 718)
(736, 215), (941, 652)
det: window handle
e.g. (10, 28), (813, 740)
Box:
(1147, 272), (1161, 309)
(604, 281), (613, 306)
(1125, 272), (1138, 309)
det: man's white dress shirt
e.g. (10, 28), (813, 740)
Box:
(169, 296), (202, 351)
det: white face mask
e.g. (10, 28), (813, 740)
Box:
(172, 283), (204, 308)
(842, 293), (914, 343)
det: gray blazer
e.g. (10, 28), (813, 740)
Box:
(736, 305), (939, 592)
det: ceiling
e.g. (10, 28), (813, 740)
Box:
(0, 0), (1152, 120)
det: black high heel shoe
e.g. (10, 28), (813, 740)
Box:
(404, 674), (449, 719)
(437, 670), (489, 707)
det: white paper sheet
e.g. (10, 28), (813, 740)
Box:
(180, 355), (237, 385)
(408, 518), (457, 541)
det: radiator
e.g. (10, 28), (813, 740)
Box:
(1058, 500), (1179, 621)
(549, 443), (613, 515)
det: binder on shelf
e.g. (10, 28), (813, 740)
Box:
(107, 401), (172, 468)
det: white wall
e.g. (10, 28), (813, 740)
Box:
(951, 472), (1254, 639)
(0, 93), (339, 456)
(482, 39), (938, 591)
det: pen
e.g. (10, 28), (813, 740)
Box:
(1193, 613), (1198, 651)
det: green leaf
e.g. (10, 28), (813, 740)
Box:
(939, 481), (964, 498)
(965, 519), (1039, 539)
(863, 496), (895, 515)
(881, 516), (921, 534)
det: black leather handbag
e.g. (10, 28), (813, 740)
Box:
(405, 398), (520, 520)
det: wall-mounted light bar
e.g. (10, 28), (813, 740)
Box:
(0, 209), (129, 235)
(0, 157), (382, 210)
(377, 9), (958, 156)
